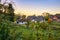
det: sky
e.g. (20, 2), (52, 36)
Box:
(2, 0), (60, 16)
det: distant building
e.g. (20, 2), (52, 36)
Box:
(56, 14), (60, 22)
(50, 14), (60, 22)
(17, 18), (27, 24)
(27, 15), (45, 23)
(37, 16), (45, 23)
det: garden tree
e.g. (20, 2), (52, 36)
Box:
(0, 20), (10, 40)
(22, 15), (26, 19)
(21, 15), (30, 28)
(45, 13), (50, 20)
(0, 14), (9, 40)
(0, 3), (3, 13)
(26, 19), (30, 28)
(6, 3), (15, 22)
(14, 14), (21, 21)
(0, 0), (15, 22)
(3, 0), (8, 13)
(19, 15), (26, 22)
(0, 0), (8, 13)
(43, 12), (50, 21)
(3, 2), (15, 22)
(0, 14), (21, 40)
(0, 14), (2, 22)
(0, 18), (8, 40)
(35, 22), (40, 40)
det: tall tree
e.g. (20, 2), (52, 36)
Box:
(0, 0), (3, 13)
(43, 12), (50, 20)
(8, 3), (15, 22)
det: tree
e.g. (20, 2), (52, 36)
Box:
(0, 14), (21, 40)
(45, 13), (50, 20)
(22, 15), (26, 19)
(42, 12), (50, 21)
(0, 0), (15, 22)
(7, 3), (14, 22)
(0, 21), (10, 40)
(0, 4), (3, 13)
(26, 19), (30, 28)
(3, 3), (15, 22)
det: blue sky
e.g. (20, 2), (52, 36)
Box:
(11, 0), (60, 16)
